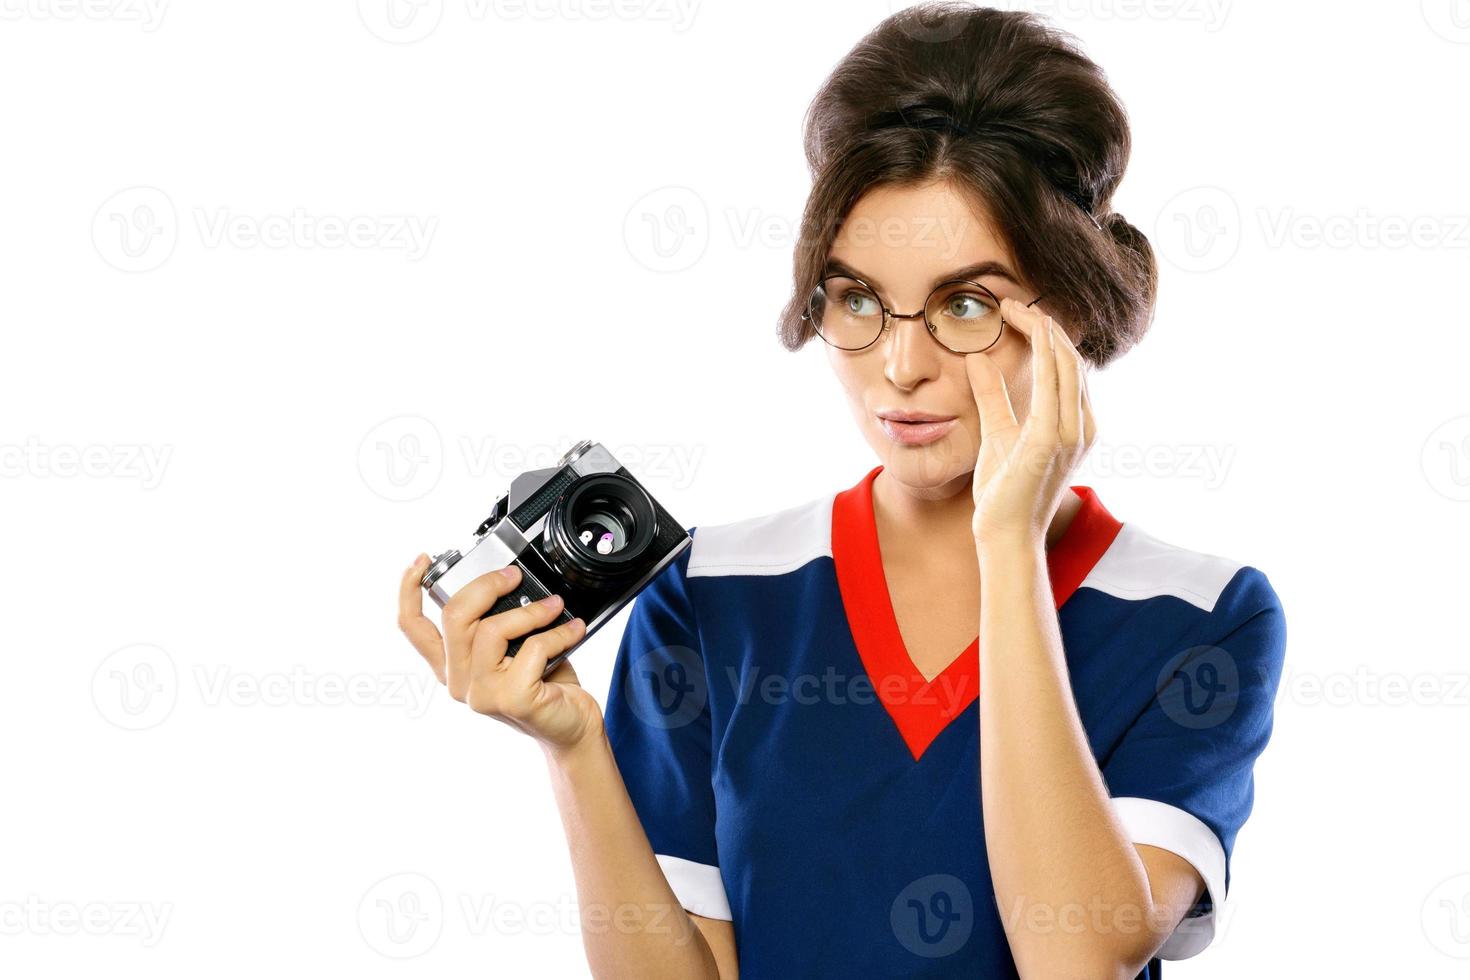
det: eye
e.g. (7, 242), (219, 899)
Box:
(943, 292), (995, 320)
(841, 289), (881, 317)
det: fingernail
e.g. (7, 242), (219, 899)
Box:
(538, 593), (562, 608)
(499, 565), (521, 579)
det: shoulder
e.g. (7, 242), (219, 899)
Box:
(1081, 517), (1287, 684)
(684, 490), (836, 579)
(1083, 520), (1283, 620)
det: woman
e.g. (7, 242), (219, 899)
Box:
(396, 4), (1286, 977)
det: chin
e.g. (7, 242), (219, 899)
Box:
(870, 426), (977, 493)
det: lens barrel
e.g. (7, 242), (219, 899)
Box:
(542, 473), (659, 591)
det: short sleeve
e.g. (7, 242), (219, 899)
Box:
(603, 530), (730, 920)
(1101, 565), (1287, 960)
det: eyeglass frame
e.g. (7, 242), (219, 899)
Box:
(800, 272), (1045, 355)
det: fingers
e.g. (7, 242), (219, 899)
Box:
(441, 564), (523, 702)
(397, 554), (446, 683)
(964, 348), (1020, 446)
(507, 617), (587, 690)
(470, 592), (571, 683)
(1052, 321), (1084, 454)
(1016, 299), (1059, 450)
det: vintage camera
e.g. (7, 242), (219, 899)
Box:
(420, 439), (692, 677)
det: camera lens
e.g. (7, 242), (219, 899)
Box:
(542, 473), (658, 591)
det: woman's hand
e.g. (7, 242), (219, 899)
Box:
(396, 556), (604, 752)
(964, 296), (1097, 546)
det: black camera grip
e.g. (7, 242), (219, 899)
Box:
(485, 579), (576, 658)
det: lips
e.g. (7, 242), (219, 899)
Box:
(876, 412), (958, 447)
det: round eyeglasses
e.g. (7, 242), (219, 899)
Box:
(801, 274), (1044, 354)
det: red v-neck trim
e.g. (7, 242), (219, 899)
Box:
(830, 464), (1123, 761)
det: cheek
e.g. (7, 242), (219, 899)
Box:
(826, 347), (876, 403)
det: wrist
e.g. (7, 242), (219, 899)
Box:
(975, 531), (1047, 566)
(540, 725), (611, 773)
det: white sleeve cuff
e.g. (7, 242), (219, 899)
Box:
(655, 854), (732, 920)
(1111, 796), (1227, 960)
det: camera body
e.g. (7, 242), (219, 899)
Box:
(420, 440), (691, 677)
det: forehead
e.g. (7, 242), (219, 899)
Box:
(827, 179), (1021, 301)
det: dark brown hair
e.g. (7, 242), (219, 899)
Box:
(778, 2), (1157, 367)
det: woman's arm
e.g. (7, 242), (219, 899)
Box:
(965, 299), (1203, 978)
(977, 541), (1202, 977)
(397, 559), (734, 980)
(543, 732), (735, 980)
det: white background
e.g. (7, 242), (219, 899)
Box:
(3, 0), (1468, 976)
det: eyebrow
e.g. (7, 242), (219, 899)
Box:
(821, 258), (1021, 294)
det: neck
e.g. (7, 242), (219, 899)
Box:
(871, 467), (1083, 549)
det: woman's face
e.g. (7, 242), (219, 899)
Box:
(823, 178), (1043, 501)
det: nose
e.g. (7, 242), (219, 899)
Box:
(882, 312), (942, 391)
